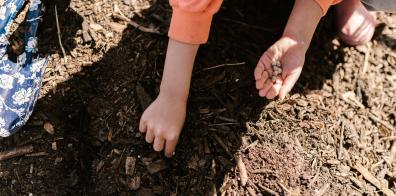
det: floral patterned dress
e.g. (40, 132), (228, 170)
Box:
(0, 0), (47, 137)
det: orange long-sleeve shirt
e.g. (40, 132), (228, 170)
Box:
(168, 0), (342, 44)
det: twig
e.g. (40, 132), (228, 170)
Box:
(368, 112), (396, 133)
(257, 184), (278, 195)
(388, 141), (396, 164)
(112, 12), (161, 34)
(222, 18), (279, 33)
(0, 145), (34, 161)
(308, 172), (320, 188)
(208, 122), (240, 126)
(251, 168), (275, 174)
(243, 140), (259, 151)
(278, 182), (291, 195)
(235, 154), (248, 186)
(361, 44), (371, 75)
(25, 152), (47, 157)
(380, 136), (396, 141)
(354, 163), (395, 196)
(338, 121), (345, 159)
(246, 187), (257, 196)
(341, 91), (365, 109)
(194, 62), (246, 75)
(213, 134), (233, 157)
(54, 5), (67, 61)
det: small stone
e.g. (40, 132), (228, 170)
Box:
(51, 142), (57, 151)
(43, 122), (54, 135)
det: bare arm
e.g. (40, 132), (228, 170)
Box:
(160, 39), (199, 102)
(283, 0), (323, 52)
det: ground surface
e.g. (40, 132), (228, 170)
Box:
(0, 0), (396, 195)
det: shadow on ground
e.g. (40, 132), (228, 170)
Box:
(0, 0), (375, 194)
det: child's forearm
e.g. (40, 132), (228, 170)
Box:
(283, 0), (323, 51)
(159, 39), (199, 102)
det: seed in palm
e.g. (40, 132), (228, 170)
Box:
(271, 61), (282, 82)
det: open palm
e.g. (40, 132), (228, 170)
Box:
(254, 37), (307, 99)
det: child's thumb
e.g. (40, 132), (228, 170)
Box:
(279, 73), (299, 100)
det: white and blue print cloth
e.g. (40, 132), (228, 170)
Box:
(0, 0), (47, 137)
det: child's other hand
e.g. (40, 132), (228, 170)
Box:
(139, 93), (186, 158)
(254, 36), (307, 99)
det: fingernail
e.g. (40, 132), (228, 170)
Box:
(172, 152), (175, 156)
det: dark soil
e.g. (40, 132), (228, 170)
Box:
(1, 0), (396, 195)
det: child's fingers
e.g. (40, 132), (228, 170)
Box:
(153, 136), (165, 152)
(279, 72), (300, 100)
(258, 79), (273, 97)
(255, 71), (268, 90)
(164, 139), (177, 158)
(145, 126), (155, 143)
(254, 63), (265, 80)
(266, 79), (282, 99)
(139, 118), (147, 133)
(255, 53), (274, 80)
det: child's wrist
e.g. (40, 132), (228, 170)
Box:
(159, 84), (189, 103)
(281, 34), (309, 52)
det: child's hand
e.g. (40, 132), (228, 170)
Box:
(254, 36), (307, 99)
(139, 93), (186, 158)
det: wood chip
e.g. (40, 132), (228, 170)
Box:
(25, 152), (47, 157)
(89, 23), (104, 32)
(246, 186), (257, 196)
(290, 188), (301, 196)
(368, 112), (396, 133)
(82, 20), (92, 43)
(0, 145), (34, 161)
(128, 176), (141, 190)
(43, 122), (55, 135)
(257, 184), (278, 195)
(326, 159), (341, 165)
(125, 156), (136, 176)
(146, 159), (169, 174)
(96, 160), (105, 173)
(109, 22), (127, 33)
(314, 183), (330, 196)
(235, 154), (248, 186)
(213, 134), (232, 157)
(354, 163), (395, 196)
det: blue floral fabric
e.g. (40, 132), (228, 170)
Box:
(0, 0), (47, 137)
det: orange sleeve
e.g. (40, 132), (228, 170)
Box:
(314, 0), (343, 15)
(168, 0), (223, 44)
